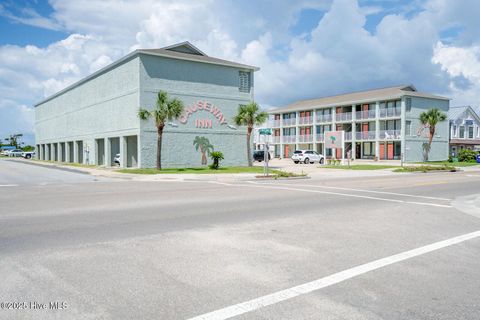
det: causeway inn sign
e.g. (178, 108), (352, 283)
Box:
(179, 101), (228, 129)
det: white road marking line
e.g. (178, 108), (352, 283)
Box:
(249, 181), (451, 201)
(246, 184), (405, 203)
(236, 183), (451, 208)
(406, 201), (452, 208)
(466, 174), (480, 177)
(187, 230), (480, 320)
(0, 184), (18, 187)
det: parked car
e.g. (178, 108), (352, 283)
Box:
(253, 150), (271, 162)
(7, 149), (24, 157)
(291, 150), (324, 164)
(114, 153), (120, 165)
(21, 151), (35, 159)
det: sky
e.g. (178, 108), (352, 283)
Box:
(1, 0), (480, 145)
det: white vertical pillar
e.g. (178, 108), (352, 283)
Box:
(375, 101), (380, 160)
(57, 143), (61, 162)
(105, 137), (112, 166)
(400, 97), (406, 162)
(65, 142), (70, 163)
(313, 109), (317, 152)
(74, 141), (79, 163)
(279, 114), (284, 159)
(295, 111), (299, 150)
(120, 136), (127, 168)
(351, 104), (356, 160)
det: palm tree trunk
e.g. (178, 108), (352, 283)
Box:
(426, 126), (435, 162)
(157, 126), (164, 170)
(247, 126), (253, 167)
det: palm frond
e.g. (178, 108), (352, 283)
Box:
(138, 108), (151, 120)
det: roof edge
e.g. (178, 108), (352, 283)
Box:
(35, 50), (140, 107)
(137, 49), (260, 71)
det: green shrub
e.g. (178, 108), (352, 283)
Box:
(209, 151), (224, 170)
(458, 149), (477, 162)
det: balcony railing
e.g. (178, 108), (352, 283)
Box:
(271, 136), (281, 143)
(282, 118), (296, 126)
(316, 133), (324, 142)
(380, 130), (401, 140)
(380, 108), (401, 118)
(355, 110), (376, 120)
(298, 117), (313, 125)
(345, 132), (353, 140)
(298, 134), (313, 143)
(356, 131), (376, 140)
(270, 119), (281, 127)
(316, 114), (332, 123)
(336, 112), (352, 122)
(282, 135), (296, 143)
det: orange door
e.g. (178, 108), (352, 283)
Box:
(284, 145), (289, 157)
(362, 123), (369, 132)
(336, 124), (342, 131)
(379, 143), (385, 160)
(336, 149), (342, 159)
(387, 143), (394, 160)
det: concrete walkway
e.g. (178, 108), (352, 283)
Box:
(8, 157), (480, 183)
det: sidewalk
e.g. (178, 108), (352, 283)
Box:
(10, 159), (262, 182)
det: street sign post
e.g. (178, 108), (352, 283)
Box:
(259, 128), (272, 176)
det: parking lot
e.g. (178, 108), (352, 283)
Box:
(1, 158), (480, 319)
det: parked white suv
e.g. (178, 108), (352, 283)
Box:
(292, 150), (324, 164)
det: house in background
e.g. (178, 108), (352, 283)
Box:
(448, 106), (480, 156)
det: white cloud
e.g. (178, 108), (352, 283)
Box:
(432, 42), (480, 105)
(0, 4), (62, 31)
(2, 0), (480, 145)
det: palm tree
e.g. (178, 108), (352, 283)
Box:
(193, 136), (214, 165)
(138, 91), (184, 169)
(419, 108), (447, 161)
(233, 102), (268, 166)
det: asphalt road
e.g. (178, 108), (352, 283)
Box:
(1, 159), (480, 320)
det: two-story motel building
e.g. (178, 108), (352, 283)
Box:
(267, 85), (450, 162)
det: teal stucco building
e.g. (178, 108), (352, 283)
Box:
(35, 42), (258, 168)
(265, 85), (450, 162)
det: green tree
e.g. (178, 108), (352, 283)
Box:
(233, 102), (268, 166)
(458, 149), (477, 162)
(193, 136), (214, 165)
(5, 134), (23, 148)
(209, 151), (224, 169)
(419, 108), (447, 161)
(138, 91), (184, 169)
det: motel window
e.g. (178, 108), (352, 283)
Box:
(468, 126), (474, 139)
(406, 98), (412, 112)
(239, 71), (250, 93)
(452, 125), (457, 137)
(406, 121), (412, 136)
(477, 126), (480, 137)
(363, 142), (374, 156)
(459, 126), (465, 138)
